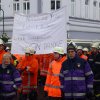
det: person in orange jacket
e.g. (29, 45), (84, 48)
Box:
(0, 39), (7, 64)
(83, 47), (89, 57)
(44, 47), (67, 100)
(5, 46), (20, 67)
(17, 47), (38, 100)
(30, 47), (39, 89)
(77, 46), (88, 61)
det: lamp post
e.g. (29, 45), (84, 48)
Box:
(0, 8), (4, 34)
(0, 9), (9, 43)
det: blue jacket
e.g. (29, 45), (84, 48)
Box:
(60, 56), (94, 99)
(0, 64), (22, 97)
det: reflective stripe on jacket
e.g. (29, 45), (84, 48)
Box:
(0, 64), (22, 97)
(60, 56), (94, 99)
(44, 56), (66, 97)
(17, 55), (38, 94)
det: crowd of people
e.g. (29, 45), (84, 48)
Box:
(0, 38), (100, 100)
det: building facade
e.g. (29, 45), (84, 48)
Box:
(0, 0), (100, 43)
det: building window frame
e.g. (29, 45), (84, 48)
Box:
(99, 2), (100, 20)
(71, 0), (76, 16)
(23, 0), (30, 14)
(93, 1), (97, 7)
(51, 0), (61, 10)
(0, 0), (1, 9)
(85, 0), (89, 5)
(13, 0), (20, 13)
(85, 0), (90, 18)
(0, 0), (1, 16)
(93, 1), (97, 19)
(71, 0), (75, 2)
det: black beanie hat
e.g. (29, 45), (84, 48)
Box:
(67, 43), (76, 51)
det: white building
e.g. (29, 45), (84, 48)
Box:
(0, 0), (100, 43)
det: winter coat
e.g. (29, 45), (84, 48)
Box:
(44, 56), (66, 97)
(0, 64), (22, 98)
(60, 56), (94, 99)
(17, 56), (38, 94)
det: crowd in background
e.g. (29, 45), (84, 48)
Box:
(0, 38), (100, 100)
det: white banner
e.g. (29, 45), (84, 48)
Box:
(11, 8), (67, 54)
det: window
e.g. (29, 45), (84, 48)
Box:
(85, 0), (89, 5)
(93, 1), (97, 19)
(85, 0), (90, 18)
(51, 0), (55, 10)
(0, 0), (1, 17)
(23, 3), (26, 10)
(13, 0), (20, 13)
(51, 0), (60, 10)
(71, 0), (76, 16)
(0, 0), (1, 10)
(99, 2), (100, 8)
(93, 1), (97, 7)
(71, 0), (74, 2)
(23, 0), (30, 14)
(23, 2), (30, 10)
(56, 1), (60, 9)
(99, 3), (100, 19)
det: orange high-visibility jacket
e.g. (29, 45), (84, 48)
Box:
(17, 56), (38, 94)
(14, 54), (25, 63)
(44, 56), (66, 97)
(0, 50), (7, 64)
(80, 54), (88, 61)
(34, 54), (42, 70)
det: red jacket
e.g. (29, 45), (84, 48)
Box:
(17, 55), (38, 94)
(0, 50), (7, 64)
